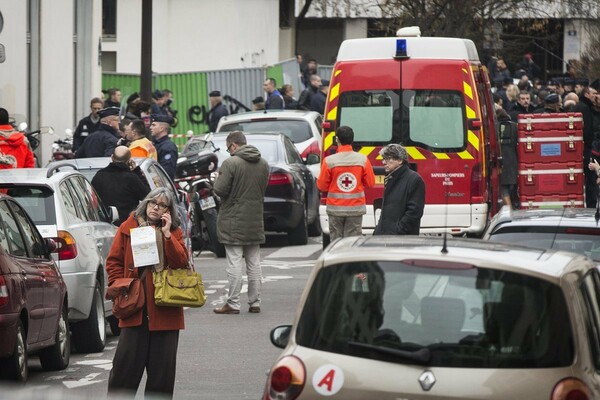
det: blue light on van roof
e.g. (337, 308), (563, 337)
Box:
(394, 39), (408, 59)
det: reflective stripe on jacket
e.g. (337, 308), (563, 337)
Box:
(316, 144), (375, 216)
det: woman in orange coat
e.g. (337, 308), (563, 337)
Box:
(106, 187), (188, 398)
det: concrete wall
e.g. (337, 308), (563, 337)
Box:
(111, 0), (280, 74)
(0, 1), (28, 118)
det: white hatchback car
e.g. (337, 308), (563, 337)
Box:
(0, 168), (118, 353)
(216, 110), (323, 178)
(265, 236), (600, 399)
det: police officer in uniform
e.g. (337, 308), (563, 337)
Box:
(206, 90), (229, 132)
(150, 114), (178, 180)
(73, 97), (103, 151)
(75, 106), (121, 158)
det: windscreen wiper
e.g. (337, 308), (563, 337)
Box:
(348, 341), (431, 365)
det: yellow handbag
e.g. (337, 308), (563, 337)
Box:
(153, 267), (207, 308)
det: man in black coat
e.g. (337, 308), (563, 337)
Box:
(574, 85), (600, 207)
(73, 97), (103, 151)
(91, 146), (150, 226)
(206, 90), (229, 132)
(508, 91), (535, 122)
(75, 106), (121, 158)
(310, 80), (329, 115)
(373, 144), (425, 235)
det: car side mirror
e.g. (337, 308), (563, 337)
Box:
(35, 238), (57, 258)
(270, 325), (292, 349)
(306, 153), (320, 165)
(108, 206), (119, 224)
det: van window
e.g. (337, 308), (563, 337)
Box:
(338, 90), (466, 152)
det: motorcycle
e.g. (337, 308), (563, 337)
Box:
(175, 138), (225, 258)
(51, 128), (75, 161)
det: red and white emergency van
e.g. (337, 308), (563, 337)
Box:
(319, 27), (500, 242)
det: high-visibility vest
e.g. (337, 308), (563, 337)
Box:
(317, 144), (375, 216)
(129, 137), (158, 160)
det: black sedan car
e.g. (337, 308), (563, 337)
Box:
(208, 132), (321, 245)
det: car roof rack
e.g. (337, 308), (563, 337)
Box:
(46, 161), (78, 178)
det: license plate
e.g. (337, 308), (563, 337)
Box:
(199, 196), (216, 210)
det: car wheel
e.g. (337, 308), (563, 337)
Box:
(0, 319), (28, 382)
(107, 315), (121, 336)
(307, 215), (322, 237)
(322, 233), (330, 249)
(71, 280), (106, 353)
(288, 207), (308, 246)
(203, 208), (226, 258)
(39, 303), (70, 371)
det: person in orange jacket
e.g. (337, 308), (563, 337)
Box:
(127, 119), (157, 160)
(317, 125), (375, 242)
(0, 107), (35, 169)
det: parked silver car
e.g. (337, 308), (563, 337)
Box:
(0, 168), (118, 353)
(46, 157), (192, 254)
(266, 236), (600, 399)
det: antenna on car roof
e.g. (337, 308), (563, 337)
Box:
(549, 204), (568, 252)
(441, 172), (449, 254)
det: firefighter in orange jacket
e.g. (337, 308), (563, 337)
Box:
(317, 125), (375, 242)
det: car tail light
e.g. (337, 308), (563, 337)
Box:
(551, 378), (591, 400)
(269, 173), (293, 186)
(198, 188), (211, 199)
(470, 163), (484, 203)
(0, 275), (8, 307)
(264, 356), (305, 400)
(54, 230), (78, 261)
(300, 141), (320, 161)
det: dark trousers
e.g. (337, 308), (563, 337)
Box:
(107, 314), (179, 399)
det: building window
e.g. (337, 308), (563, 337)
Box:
(279, 0), (292, 29)
(103, 0), (116, 37)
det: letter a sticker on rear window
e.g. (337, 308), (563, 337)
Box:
(312, 364), (344, 396)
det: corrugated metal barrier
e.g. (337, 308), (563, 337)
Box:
(102, 62), (332, 150)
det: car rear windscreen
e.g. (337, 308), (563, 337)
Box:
(0, 186), (56, 225)
(219, 120), (312, 143)
(296, 261), (574, 368)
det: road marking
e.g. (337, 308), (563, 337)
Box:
(262, 260), (314, 270)
(266, 244), (321, 259)
(62, 372), (103, 389)
(45, 375), (67, 381)
(75, 359), (113, 371)
(210, 275), (293, 306)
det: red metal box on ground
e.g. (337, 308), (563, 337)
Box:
(519, 194), (584, 209)
(517, 130), (583, 164)
(517, 113), (583, 132)
(518, 162), (584, 197)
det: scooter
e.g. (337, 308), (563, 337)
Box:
(175, 139), (225, 257)
(15, 122), (53, 167)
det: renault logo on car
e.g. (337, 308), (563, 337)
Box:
(418, 370), (436, 391)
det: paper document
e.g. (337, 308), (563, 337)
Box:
(130, 226), (159, 268)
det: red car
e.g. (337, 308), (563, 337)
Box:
(0, 195), (69, 382)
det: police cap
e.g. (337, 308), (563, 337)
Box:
(590, 79), (600, 91)
(576, 78), (590, 86)
(252, 96), (264, 104)
(99, 107), (121, 119)
(209, 90), (221, 97)
(151, 114), (174, 125)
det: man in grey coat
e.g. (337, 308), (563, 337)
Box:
(213, 131), (269, 314)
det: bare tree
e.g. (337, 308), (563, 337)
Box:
(578, 21), (600, 79)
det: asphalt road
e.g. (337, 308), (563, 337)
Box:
(0, 235), (323, 400)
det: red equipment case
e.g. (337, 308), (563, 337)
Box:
(515, 113), (585, 209)
(517, 113), (583, 132)
(520, 194), (584, 209)
(518, 162), (583, 197)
